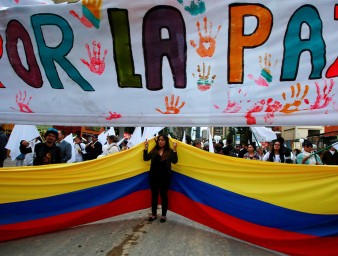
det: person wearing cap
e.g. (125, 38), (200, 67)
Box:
(85, 134), (102, 160)
(296, 140), (322, 165)
(33, 128), (62, 166)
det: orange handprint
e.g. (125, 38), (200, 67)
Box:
(156, 95), (185, 114)
(81, 41), (108, 75)
(10, 90), (33, 113)
(310, 79), (335, 110)
(190, 17), (221, 57)
(280, 83), (309, 114)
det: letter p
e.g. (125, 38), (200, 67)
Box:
(228, 4), (272, 84)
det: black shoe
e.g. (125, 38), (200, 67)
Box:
(148, 216), (157, 222)
(160, 217), (166, 223)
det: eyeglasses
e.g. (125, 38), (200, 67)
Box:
(274, 143), (280, 146)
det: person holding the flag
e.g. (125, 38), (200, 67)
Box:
(33, 128), (61, 166)
(321, 145), (338, 165)
(296, 140), (322, 165)
(143, 135), (178, 223)
(0, 125), (8, 168)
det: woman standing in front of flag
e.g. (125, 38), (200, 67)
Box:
(143, 135), (178, 223)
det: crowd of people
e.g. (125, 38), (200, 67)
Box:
(0, 127), (129, 167)
(191, 137), (338, 165)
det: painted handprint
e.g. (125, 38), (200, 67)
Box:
(177, 0), (206, 16)
(70, 0), (102, 29)
(216, 89), (249, 113)
(10, 90), (33, 113)
(310, 79), (335, 110)
(264, 98), (282, 124)
(280, 83), (309, 114)
(190, 17), (221, 57)
(245, 98), (282, 125)
(247, 53), (277, 86)
(105, 111), (122, 120)
(245, 99), (265, 125)
(192, 62), (216, 91)
(156, 94), (185, 114)
(81, 41), (108, 75)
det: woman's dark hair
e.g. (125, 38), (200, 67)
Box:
(248, 143), (256, 151)
(152, 135), (171, 159)
(268, 140), (285, 163)
(108, 135), (118, 142)
(302, 140), (313, 148)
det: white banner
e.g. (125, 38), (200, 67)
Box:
(0, 0), (337, 126)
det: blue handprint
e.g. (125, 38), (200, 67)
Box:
(177, 0), (206, 16)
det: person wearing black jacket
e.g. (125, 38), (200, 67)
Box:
(222, 138), (236, 157)
(322, 146), (338, 165)
(85, 135), (102, 160)
(33, 128), (61, 166)
(0, 126), (8, 167)
(143, 135), (178, 223)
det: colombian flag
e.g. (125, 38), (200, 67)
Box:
(1, 139), (338, 255)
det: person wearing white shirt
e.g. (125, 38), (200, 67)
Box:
(74, 136), (86, 162)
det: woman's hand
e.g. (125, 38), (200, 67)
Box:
(144, 140), (148, 150)
(173, 142), (177, 152)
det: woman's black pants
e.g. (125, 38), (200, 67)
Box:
(150, 183), (169, 217)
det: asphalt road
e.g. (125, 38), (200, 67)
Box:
(1, 158), (283, 256)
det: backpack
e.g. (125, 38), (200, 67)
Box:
(228, 148), (238, 157)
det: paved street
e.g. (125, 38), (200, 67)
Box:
(1, 158), (283, 256)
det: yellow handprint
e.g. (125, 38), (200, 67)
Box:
(82, 0), (102, 20)
(192, 62), (216, 91)
(70, 0), (102, 29)
(156, 95), (185, 114)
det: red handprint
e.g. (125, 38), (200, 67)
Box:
(245, 99), (265, 125)
(245, 98), (282, 125)
(156, 95), (185, 114)
(264, 98), (282, 124)
(10, 90), (33, 113)
(81, 41), (108, 75)
(221, 89), (249, 113)
(310, 79), (335, 110)
(105, 111), (122, 120)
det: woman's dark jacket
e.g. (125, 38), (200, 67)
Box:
(143, 149), (178, 176)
